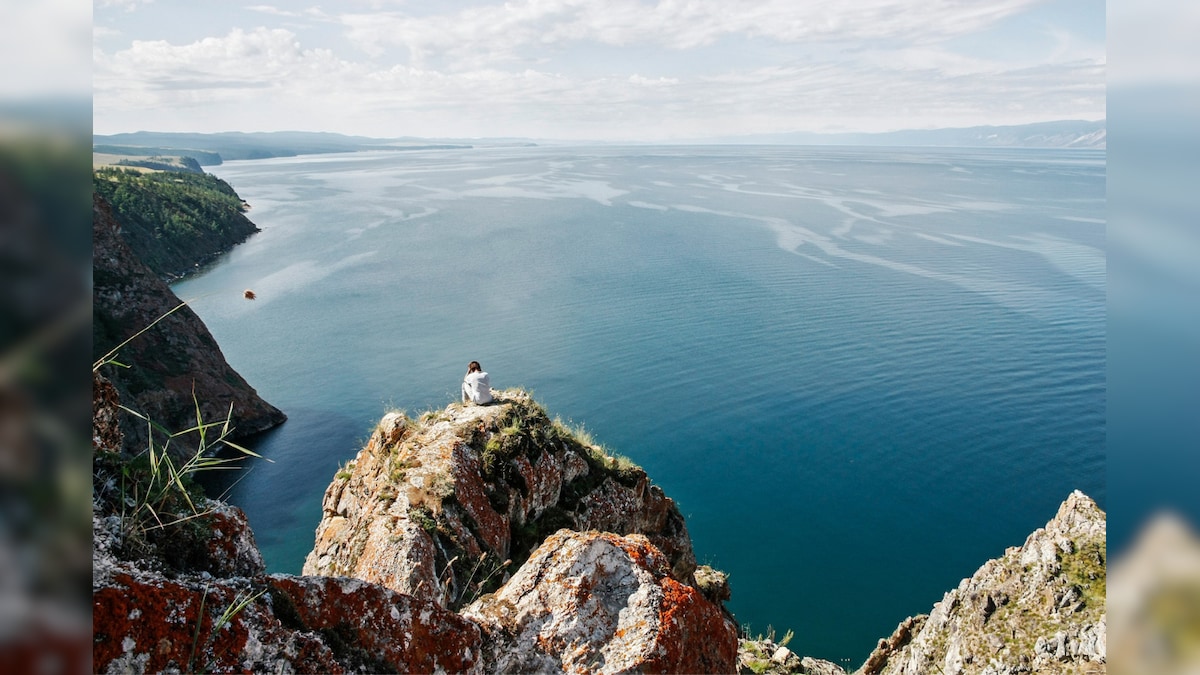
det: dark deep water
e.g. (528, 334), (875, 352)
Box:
(179, 145), (1105, 665)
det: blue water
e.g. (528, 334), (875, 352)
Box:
(176, 145), (1105, 665)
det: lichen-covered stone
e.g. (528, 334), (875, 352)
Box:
(92, 370), (481, 675)
(463, 530), (738, 674)
(696, 564), (733, 604)
(92, 562), (481, 674)
(739, 637), (839, 675)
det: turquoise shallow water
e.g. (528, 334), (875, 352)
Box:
(178, 145), (1105, 665)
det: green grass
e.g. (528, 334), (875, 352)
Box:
(409, 506), (437, 534)
(549, 416), (643, 480)
(1061, 535), (1106, 609)
(388, 455), (421, 483)
(334, 459), (356, 481)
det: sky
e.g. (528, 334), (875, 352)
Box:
(90, 0), (1107, 141)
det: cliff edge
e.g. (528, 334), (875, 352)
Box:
(303, 389), (697, 605)
(92, 383), (739, 673)
(92, 193), (285, 459)
(91, 378), (1104, 674)
(303, 389), (739, 672)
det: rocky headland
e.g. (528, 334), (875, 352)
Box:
(92, 373), (1106, 673)
(92, 380), (738, 673)
(858, 490), (1106, 675)
(92, 193), (285, 460)
(89, 146), (1107, 674)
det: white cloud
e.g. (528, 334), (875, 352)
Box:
(338, 0), (1044, 67)
(94, 25), (122, 40)
(92, 1), (1105, 139)
(246, 5), (304, 18)
(246, 4), (332, 21)
(97, 0), (154, 9)
(628, 74), (679, 87)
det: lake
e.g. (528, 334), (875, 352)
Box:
(177, 144), (1105, 665)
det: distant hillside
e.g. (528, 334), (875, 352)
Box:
(699, 119), (1107, 149)
(93, 145), (223, 166)
(94, 131), (471, 165)
(93, 166), (259, 279)
(113, 155), (204, 173)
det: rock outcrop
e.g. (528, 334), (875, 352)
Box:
(303, 391), (696, 609)
(93, 366), (1105, 675)
(94, 379), (737, 673)
(92, 373), (481, 674)
(92, 193), (285, 460)
(93, 514), (482, 674)
(858, 490), (1107, 675)
(464, 529), (738, 673)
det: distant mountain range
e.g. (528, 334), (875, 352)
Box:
(94, 120), (1104, 164)
(697, 119), (1106, 149)
(93, 131), (474, 165)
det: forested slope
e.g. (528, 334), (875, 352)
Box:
(93, 167), (259, 279)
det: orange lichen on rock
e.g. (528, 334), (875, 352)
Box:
(462, 529), (736, 674)
(92, 569), (483, 674)
(643, 576), (739, 674)
(269, 575), (482, 673)
(92, 572), (292, 674)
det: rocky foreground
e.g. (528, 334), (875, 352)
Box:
(92, 381), (1105, 674)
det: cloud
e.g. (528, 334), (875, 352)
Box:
(628, 74), (679, 87)
(97, 27), (345, 94)
(92, 2), (1105, 139)
(246, 5), (301, 17)
(96, 0), (155, 9)
(337, 0), (1045, 67)
(246, 4), (333, 21)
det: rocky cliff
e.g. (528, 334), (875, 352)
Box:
(302, 390), (697, 607)
(858, 491), (1106, 675)
(92, 193), (285, 460)
(92, 372), (1106, 674)
(92, 377), (738, 673)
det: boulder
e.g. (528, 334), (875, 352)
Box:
(92, 560), (481, 674)
(463, 529), (738, 674)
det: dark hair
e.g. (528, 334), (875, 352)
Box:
(467, 361), (482, 374)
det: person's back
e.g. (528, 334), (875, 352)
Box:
(462, 361), (493, 404)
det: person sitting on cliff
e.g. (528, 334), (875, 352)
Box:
(461, 361), (493, 405)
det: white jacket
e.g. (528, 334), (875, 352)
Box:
(462, 371), (493, 404)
